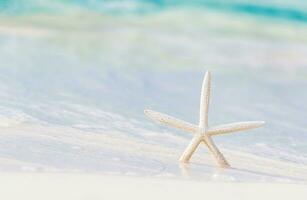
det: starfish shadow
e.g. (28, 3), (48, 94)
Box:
(179, 162), (307, 183)
(230, 166), (307, 183)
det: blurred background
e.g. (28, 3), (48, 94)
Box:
(0, 0), (306, 181)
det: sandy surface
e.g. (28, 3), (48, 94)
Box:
(1, 172), (306, 200)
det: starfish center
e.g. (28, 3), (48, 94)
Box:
(198, 127), (207, 136)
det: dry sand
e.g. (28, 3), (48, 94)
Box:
(1, 172), (306, 200)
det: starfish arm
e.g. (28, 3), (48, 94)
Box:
(179, 134), (203, 163)
(207, 121), (266, 136)
(144, 109), (198, 133)
(199, 71), (211, 128)
(203, 135), (230, 168)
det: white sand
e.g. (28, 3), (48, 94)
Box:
(1, 173), (306, 200)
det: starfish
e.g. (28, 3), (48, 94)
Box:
(144, 71), (265, 168)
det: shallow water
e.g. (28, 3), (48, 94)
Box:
(0, 1), (307, 183)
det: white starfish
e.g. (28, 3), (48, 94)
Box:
(144, 71), (265, 168)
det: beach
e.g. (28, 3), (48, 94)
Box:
(0, 0), (307, 198)
(1, 172), (307, 200)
